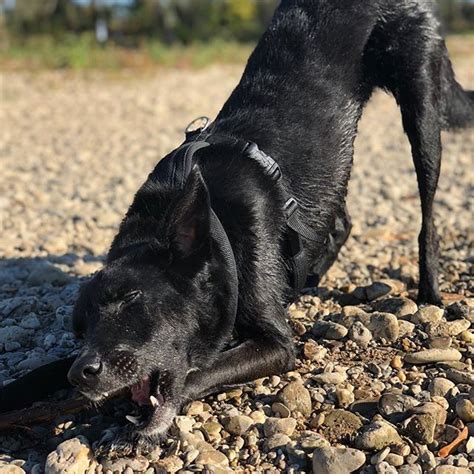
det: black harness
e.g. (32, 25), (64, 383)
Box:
(154, 118), (317, 322)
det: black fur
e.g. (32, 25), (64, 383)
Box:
(1, 0), (472, 457)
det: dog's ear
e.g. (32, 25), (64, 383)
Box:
(167, 166), (210, 260)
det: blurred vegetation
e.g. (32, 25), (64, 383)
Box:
(0, 0), (473, 70)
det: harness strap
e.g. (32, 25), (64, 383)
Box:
(185, 124), (317, 292)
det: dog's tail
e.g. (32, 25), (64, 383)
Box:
(440, 44), (474, 130)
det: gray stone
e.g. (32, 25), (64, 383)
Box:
(276, 381), (312, 416)
(27, 262), (70, 287)
(19, 313), (41, 330)
(428, 378), (456, 398)
(224, 415), (253, 435)
(354, 420), (402, 451)
(312, 447), (366, 474)
(411, 305), (444, 325)
(312, 320), (348, 340)
(264, 433), (291, 451)
(348, 321), (373, 346)
(404, 348), (462, 364)
(406, 414), (436, 444)
(263, 417), (297, 437)
(378, 393), (419, 422)
(455, 399), (474, 422)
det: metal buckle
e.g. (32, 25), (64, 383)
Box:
(185, 116), (210, 135)
(284, 197), (298, 218)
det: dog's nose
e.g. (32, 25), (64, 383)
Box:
(68, 353), (103, 388)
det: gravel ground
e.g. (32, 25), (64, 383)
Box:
(0, 49), (473, 473)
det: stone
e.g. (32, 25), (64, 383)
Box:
(297, 431), (330, 451)
(312, 372), (347, 385)
(264, 433), (291, 451)
(378, 393), (419, 422)
(0, 466), (25, 474)
(406, 414), (436, 444)
(174, 415), (193, 433)
(312, 447), (366, 474)
(455, 399), (474, 422)
(404, 348), (462, 364)
(0, 326), (30, 346)
(263, 417), (297, 437)
(272, 402), (291, 418)
(375, 461), (398, 473)
(276, 381), (312, 416)
(410, 402), (447, 424)
(312, 320), (348, 340)
(45, 436), (93, 474)
(336, 388), (355, 408)
(385, 453), (404, 467)
(180, 432), (228, 467)
(372, 297), (418, 318)
(354, 420), (402, 451)
(186, 400), (204, 416)
(398, 320), (416, 337)
(224, 415), (253, 435)
(426, 319), (471, 337)
(322, 409), (363, 441)
(429, 336), (453, 349)
(19, 313), (41, 329)
(446, 369), (474, 385)
(196, 450), (229, 468)
(103, 457), (149, 473)
(411, 305), (444, 325)
(434, 467), (472, 474)
(366, 312), (399, 342)
(428, 378), (455, 397)
(348, 321), (373, 346)
(303, 340), (328, 361)
(27, 262), (70, 287)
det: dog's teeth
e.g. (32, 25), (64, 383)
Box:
(149, 395), (159, 407)
(126, 415), (140, 425)
(103, 392), (109, 397)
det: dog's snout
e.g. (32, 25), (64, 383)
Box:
(68, 353), (103, 388)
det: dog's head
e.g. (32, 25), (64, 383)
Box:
(68, 168), (233, 434)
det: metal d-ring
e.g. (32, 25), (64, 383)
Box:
(185, 116), (210, 135)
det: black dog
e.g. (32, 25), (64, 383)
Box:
(1, 0), (473, 456)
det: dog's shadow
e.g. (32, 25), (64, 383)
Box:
(0, 253), (117, 466)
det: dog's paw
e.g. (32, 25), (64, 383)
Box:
(95, 426), (161, 462)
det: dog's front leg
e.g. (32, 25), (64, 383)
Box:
(183, 338), (295, 401)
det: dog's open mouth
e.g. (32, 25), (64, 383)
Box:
(130, 374), (164, 408)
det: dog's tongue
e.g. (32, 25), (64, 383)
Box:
(131, 376), (150, 406)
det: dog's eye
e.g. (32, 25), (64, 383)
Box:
(121, 290), (142, 305)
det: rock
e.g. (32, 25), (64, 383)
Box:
(434, 467), (472, 474)
(297, 431), (330, 451)
(385, 453), (404, 467)
(446, 368), (474, 385)
(455, 399), (474, 422)
(406, 414), (436, 444)
(428, 378), (455, 397)
(263, 417), (297, 437)
(312, 320), (348, 340)
(378, 393), (419, 422)
(0, 326), (30, 346)
(336, 388), (355, 408)
(404, 348), (462, 364)
(460, 330), (474, 343)
(272, 402), (291, 418)
(303, 340), (328, 361)
(264, 433), (291, 451)
(372, 297), (418, 318)
(366, 281), (394, 301)
(196, 450), (229, 468)
(426, 319), (471, 337)
(224, 415), (253, 435)
(312, 447), (366, 474)
(429, 336), (453, 349)
(398, 465), (422, 474)
(322, 409), (363, 441)
(276, 381), (312, 416)
(102, 457), (149, 473)
(312, 372), (347, 385)
(19, 313), (41, 329)
(411, 305), (444, 324)
(410, 402), (447, 424)
(348, 321), (373, 346)
(45, 436), (93, 474)
(0, 466), (25, 474)
(174, 416), (193, 433)
(366, 312), (399, 342)
(398, 320), (416, 337)
(354, 420), (402, 451)
(27, 262), (70, 287)
(375, 461), (398, 473)
(186, 400), (204, 416)
(153, 456), (183, 473)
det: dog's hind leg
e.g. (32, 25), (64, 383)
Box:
(388, 47), (444, 304)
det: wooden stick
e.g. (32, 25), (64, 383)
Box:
(0, 395), (91, 431)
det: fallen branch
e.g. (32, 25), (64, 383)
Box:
(0, 395), (91, 431)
